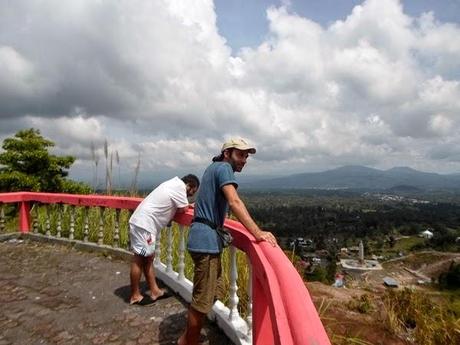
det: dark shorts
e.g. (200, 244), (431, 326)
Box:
(190, 252), (224, 314)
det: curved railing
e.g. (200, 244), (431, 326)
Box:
(0, 192), (331, 345)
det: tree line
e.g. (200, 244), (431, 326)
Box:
(0, 129), (90, 194)
(242, 192), (460, 252)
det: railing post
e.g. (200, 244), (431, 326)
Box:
(154, 224), (162, 266)
(0, 204), (5, 232)
(229, 245), (240, 323)
(56, 204), (62, 238)
(69, 206), (75, 240)
(166, 224), (173, 272)
(177, 225), (185, 281)
(32, 203), (39, 233)
(113, 209), (120, 248)
(98, 207), (105, 245)
(45, 206), (51, 236)
(83, 206), (89, 242)
(19, 201), (31, 233)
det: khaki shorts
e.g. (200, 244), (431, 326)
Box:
(190, 253), (225, 314)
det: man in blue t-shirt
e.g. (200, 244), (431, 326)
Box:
(178, 138), (277, 345)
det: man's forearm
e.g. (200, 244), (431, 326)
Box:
(176, 205), (190, 214)
(222, 184), (277, 246)
(228, 198), (262, 237)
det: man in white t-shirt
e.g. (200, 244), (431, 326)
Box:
(129, 174), (199, 305)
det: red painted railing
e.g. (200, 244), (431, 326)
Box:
(0, 192), (331, 345)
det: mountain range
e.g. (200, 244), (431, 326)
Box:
(240, 165), (460, 191)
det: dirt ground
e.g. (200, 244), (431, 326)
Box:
(307, 281), (408, 345)
(306, 251), (460, 345)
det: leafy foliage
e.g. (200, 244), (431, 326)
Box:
(0, 128), (90, 193)
(242, 191), (460, 253)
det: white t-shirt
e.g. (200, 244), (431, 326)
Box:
(129, 176), (189, 234)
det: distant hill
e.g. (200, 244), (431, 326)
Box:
(387, 185), (424, 193)
(241, 165), (460, 191)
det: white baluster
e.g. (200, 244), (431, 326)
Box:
(113, 209), (120, 248)
(32, 204), (39, 234)
(127, 210), (133, 250)
(229, 245), (240, 322)
(0, 204), (5, 232)
(98, 207), (104, 245)
(154, 225), (162, 266)
(45, 206), (51, 236)
(69, 206), (75, 240)
(56, 204), (62, 238)
(166, 223), (173, 272)
(246, 256), (253, 339)
(177, 225), (185, 280)
(83, 207), (89, 242)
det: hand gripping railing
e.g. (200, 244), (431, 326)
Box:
(0, 192), (331, 345)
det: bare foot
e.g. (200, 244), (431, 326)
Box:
(129, 294), (144, 305)
(150, 288), (168, 301)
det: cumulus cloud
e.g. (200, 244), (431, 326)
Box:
(1, 0), (460, 182)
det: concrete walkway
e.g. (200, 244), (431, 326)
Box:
(0, 238), (232, 345)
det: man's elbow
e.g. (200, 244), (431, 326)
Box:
(228, 198), (243, 211)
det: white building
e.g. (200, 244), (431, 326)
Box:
(420, 229), (433, 239)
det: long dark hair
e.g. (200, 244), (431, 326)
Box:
(212, 149), (233, 162)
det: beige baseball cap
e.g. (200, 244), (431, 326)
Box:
(221, 138), (256, 154)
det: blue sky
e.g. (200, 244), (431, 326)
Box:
(215, 0), (460, 51)
(1, 0), (460, 187)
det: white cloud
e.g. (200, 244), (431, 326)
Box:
(416, 12), (460, 78)
(429, 114), (452, 135)
(27, 114), (105, 148)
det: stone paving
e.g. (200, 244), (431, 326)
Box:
(0, 238), (232, 345)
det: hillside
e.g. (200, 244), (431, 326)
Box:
(307, 250), (460, 345)
(242, 165), (460, 191)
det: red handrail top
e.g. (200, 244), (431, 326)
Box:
(0, 192), (142, 209)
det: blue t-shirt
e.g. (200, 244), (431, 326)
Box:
(187, 162), (238, 254)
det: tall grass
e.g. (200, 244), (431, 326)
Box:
(130, 153), (141, 196)
(330, 335), (374, 345)
(115, 150), (120, 190)
(90, 141), (100, 190)
(382, 288), (460, 344)
(0, 204), (18, 233)
(347, 294), (375, 314)
(91, 141), (126, 193)
(103, 139), (113, 195)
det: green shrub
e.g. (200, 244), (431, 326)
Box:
(347, 294), (374, 314)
